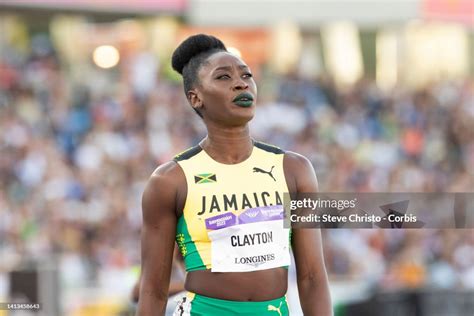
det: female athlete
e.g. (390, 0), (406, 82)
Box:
(136, 34), (332, 316)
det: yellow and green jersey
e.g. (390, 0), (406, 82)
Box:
(174, 141), (291, 272)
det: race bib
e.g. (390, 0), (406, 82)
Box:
(206, 205), (291, 272)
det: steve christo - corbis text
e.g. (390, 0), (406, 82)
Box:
(289, 198), (417, 225)
(289, 212), (417, 225)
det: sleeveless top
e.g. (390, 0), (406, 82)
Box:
(173, 141), (292, 272)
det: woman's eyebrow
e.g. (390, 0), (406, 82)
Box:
(212, 65), (249, 72)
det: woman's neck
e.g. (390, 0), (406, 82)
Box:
(200, 124), (253, 164)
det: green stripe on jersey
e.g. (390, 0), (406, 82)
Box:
(176, 216), (206, 271)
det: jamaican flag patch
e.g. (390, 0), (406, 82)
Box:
(194, 173), (217, 184)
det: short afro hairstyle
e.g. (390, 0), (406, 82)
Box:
(171, 34), (227, 101)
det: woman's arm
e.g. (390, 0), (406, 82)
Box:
(136, 162), (183, 316)
(284, 152), (333, 316)
(131, 249), (185, 303)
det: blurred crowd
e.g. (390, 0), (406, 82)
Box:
(0, 33), (473, 300)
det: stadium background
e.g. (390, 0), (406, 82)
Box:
(0, 0), (473, 315)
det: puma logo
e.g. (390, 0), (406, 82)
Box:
(253, 166), (276, 181)
(267, 301), (283, 316)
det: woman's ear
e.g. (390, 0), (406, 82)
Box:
(187, 90), (203, 110)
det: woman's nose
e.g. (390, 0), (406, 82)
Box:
(233, 78), (249, 90)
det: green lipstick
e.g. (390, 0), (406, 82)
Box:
(232, 92), (254, 108)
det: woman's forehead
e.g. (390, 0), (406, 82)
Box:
(203, 51), (248, 71)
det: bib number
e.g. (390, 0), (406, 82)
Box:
(207, 206), (290, 272)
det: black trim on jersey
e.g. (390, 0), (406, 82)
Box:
(254, 141), (285, 154)
(173, 145), (203, 162)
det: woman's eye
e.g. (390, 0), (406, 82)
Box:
(243, 73), (253, 78)
(217, 74), (230, 79)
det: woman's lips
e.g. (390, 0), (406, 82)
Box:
(233, 93), (254, 107)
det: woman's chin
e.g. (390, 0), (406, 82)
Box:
(225, 111), (255, 127)
(233, 108), (255, 123)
